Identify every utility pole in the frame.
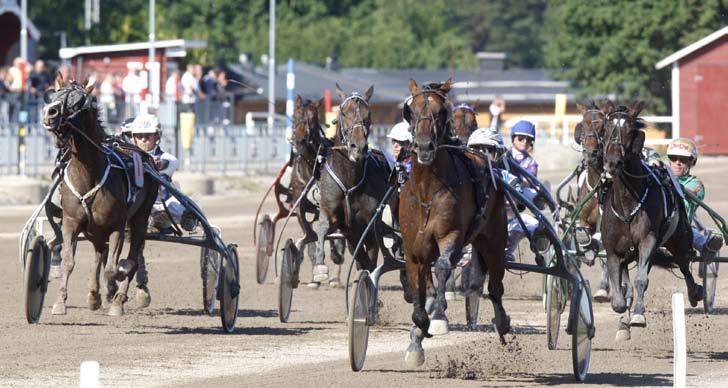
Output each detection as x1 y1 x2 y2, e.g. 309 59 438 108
267 0 276 135
148 0 156 112
20 0 28 61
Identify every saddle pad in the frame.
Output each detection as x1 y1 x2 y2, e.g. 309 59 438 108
133 152 144 188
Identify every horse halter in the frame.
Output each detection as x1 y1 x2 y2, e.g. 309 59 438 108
43 83 99 150
337 93 370 150
604 110 633 161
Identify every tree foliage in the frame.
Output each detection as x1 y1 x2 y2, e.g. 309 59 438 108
543 0 728 113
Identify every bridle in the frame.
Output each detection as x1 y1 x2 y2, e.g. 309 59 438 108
407 88 449 151
292 105 323 158
579 108 606 165
337 93 370 153
42 83 106 154
451 103 477 138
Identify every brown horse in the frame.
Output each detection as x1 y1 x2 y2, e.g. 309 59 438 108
574 100 611 300
289 96 344 287
451 101 479 143
399 79 510 367
600 101 702 340
42 77 158 316
314 84 391 284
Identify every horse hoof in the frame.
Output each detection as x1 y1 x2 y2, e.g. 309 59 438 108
87 291 102 311
445 291 456 301
630 314 646 327
328 278 340 288
593 289 610 303
429 319 449 336
404 349 425 368
615 328 631 342
306 282 320 290
52 302 67 315
136 288 151 308
108 303 124 316
312 265 329 282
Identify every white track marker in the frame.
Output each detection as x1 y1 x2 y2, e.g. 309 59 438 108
672 293 686 388
80 361 99 388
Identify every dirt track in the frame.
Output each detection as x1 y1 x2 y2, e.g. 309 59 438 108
2 158 728 387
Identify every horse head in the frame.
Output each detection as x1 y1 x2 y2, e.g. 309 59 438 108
603 101 645 177
451 100 478 143
335 83 373 163
292 95 324 157
575 100 613 170
42 74 100 149
403 78 452 165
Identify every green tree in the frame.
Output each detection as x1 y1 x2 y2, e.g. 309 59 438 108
543 0 728 113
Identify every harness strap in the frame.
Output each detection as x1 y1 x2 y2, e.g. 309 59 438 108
64 157 111 220
105 146 133 203
324 154 371 227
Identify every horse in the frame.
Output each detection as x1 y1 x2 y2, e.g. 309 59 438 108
451 101 479 143
288 96 345 287
574 100 611 301
600 101 702 340
313 84 391 285
42 77 159 316
399 78 510 367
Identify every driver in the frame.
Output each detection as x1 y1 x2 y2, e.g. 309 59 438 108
666 138 723 264
130 114 194 233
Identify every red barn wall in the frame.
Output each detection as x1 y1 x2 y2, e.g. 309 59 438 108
678 37 728 155
69 50 170 96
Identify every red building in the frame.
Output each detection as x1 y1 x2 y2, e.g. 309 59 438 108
656 26 728 155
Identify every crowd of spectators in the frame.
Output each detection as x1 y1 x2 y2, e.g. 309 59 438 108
0 58 232 127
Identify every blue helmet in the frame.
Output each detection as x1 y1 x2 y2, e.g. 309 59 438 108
510 120 536 140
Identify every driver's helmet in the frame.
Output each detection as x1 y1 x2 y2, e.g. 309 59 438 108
387 121 412 143
120 117 136 135
468 127 504 150
131 114 161 135
510 120 536 141
667 137 698 167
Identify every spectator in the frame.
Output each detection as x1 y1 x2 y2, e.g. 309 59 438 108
193 64 205 98
0 67 9 95
99 73 116 124
122 66 143 117
489 96 506 133
29 60 51 94
201 68 218 98
8 57 27 92
164 68 180 103
180 64 198 111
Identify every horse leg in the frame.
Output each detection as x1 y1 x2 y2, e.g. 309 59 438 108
86 243 106 311
134 253 151 308
678 259 704 308
616 263 633 341
606 253 627 313
405 260 431 367
464 250 485 331
328 239 345 287
109 221 145 316
312 212 330 283
594 259 611 302
631 238 657 328
430 245 458 336
52 222 79 315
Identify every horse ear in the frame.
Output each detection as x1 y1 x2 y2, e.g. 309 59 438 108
631 129 645 154
472 99 480 111
630 101 645 117
84 80 95 94
576 103 586 114
54 72 64 89
317 97 324 110
407 79 418 95
295 95 303 107
364 85 374 102
602 100 615 115
403 101 412 124
335 83 347 101
441 78 452 94
574 123 583 145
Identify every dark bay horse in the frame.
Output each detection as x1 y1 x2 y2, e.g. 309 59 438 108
399 79 509 367
288 96 344 287
600 101 702 340
42 78 159 316
313 84 391 283
451 101 479 143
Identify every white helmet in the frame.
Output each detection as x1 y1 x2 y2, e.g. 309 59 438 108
387 121 412 142
468 127 504 149
131 114 161 135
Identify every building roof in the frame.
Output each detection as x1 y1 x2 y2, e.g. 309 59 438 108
59 39 207 59
0 2 41 39
229 62 573 105
656 26 728 69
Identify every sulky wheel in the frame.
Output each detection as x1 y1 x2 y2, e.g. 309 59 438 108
349 270 372 371
219 244 240 333
546 274 566 350
256 215 273 284
701 261 718 313
278 239 295 323
571 281 594 381
200 247 222 316
24 236 51 324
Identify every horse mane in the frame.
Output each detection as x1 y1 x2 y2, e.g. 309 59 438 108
613 105 646 130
